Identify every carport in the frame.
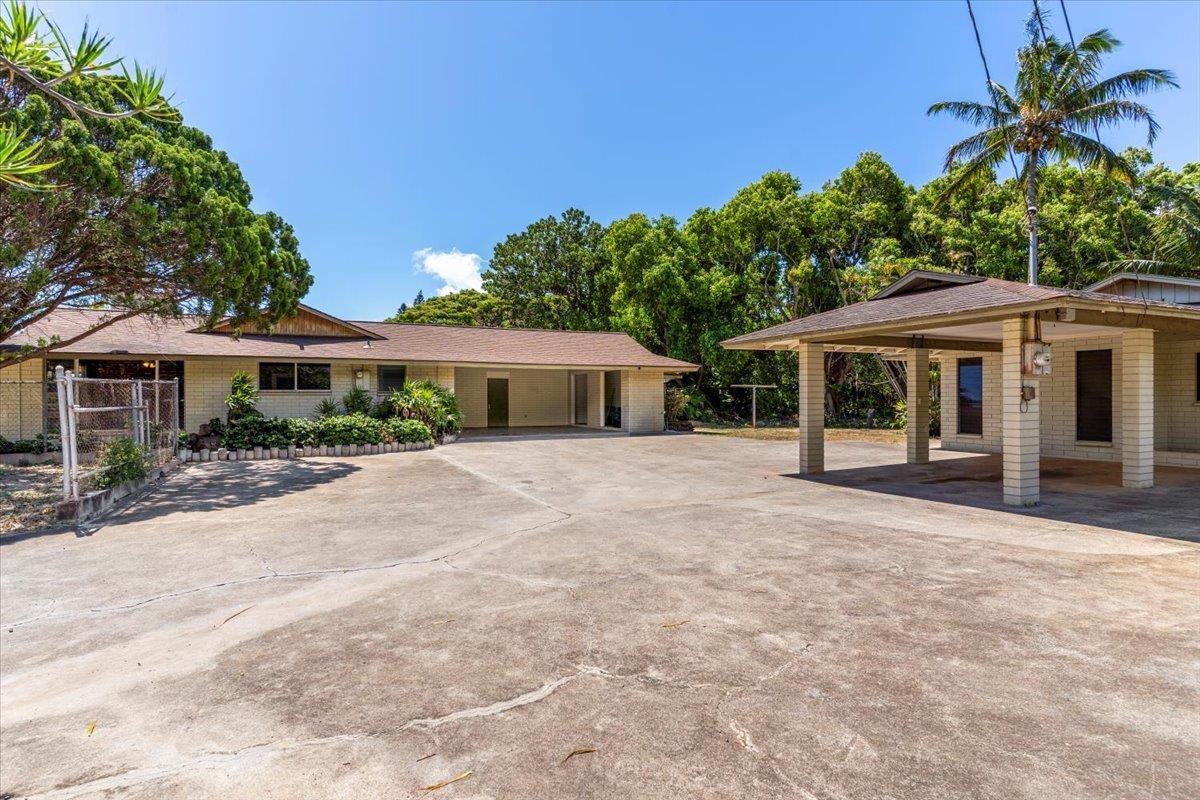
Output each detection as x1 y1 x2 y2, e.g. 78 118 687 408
723 271 1200 507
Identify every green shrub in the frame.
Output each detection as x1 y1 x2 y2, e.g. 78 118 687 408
221 416 295 450
314 412 385 445
285 417 318 446
225 370 261 423
390 380 462 439
0 435 42 454
383 417 433 444
341 387 374 415
95 437 148 489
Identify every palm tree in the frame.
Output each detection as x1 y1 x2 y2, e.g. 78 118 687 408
929 16 1176 284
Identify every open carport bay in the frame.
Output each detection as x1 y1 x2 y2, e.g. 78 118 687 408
1 435 1198 799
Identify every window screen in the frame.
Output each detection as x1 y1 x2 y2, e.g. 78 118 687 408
259 363 331 391
957 357 984 435
1076 349 1113 442
378 365 407 392
259 362 295 390
296 363 331 390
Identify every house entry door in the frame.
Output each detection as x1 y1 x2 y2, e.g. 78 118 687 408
487 378 509 428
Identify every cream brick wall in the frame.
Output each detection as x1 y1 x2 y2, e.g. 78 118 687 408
454 368 487 427
905 349 930 464
797 343 824 473
0 358 47 440
940 331 1198 462
509 369 569 426
1156 337 1200 452
620 369 665 434
940 352 1003 454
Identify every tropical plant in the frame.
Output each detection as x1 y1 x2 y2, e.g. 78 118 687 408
389 379 462 439
224 371 260 423
0 1 176 188
314 398 340 418
94 436 147 489
928 14 1177 283
341 387 373 415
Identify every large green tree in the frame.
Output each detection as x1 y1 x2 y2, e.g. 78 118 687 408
483 208 613 330
929 15 1176 283
1 4 311 361
386 289 508 327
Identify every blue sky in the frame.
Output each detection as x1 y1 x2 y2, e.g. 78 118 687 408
42 1 1200 320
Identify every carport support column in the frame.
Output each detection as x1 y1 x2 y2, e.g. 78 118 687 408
1001 317 1039 507
797 342 825 474
1121 328 1155 489
905 348 930 465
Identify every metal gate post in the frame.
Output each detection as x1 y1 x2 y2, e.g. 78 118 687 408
54 366 71 500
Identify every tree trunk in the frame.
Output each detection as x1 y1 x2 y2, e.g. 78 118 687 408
1026 151 1039 285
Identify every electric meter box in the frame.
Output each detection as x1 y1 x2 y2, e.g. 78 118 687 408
1022 341 1053 376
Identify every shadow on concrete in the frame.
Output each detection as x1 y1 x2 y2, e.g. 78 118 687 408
90 460 361 528
787 453 1200 542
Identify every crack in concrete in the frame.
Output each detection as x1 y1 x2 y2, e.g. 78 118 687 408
400 664 610 732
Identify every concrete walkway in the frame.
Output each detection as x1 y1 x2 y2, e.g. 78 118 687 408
1 436 1197 799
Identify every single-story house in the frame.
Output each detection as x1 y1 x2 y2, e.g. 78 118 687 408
723 270 1200 507
1 305 696 438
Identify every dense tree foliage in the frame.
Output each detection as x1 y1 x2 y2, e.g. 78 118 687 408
408 151 1197 422
1 3 311 362
387 289 507 327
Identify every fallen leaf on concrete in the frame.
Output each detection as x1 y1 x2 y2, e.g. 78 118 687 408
560 747 596 764
661 620 690 629
423 770 471 791
421 618 457 628
85 720 96 736
217 605 254 628
416 752 437 762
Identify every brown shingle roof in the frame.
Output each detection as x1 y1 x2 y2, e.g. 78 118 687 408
4 309 697 370
723 276 1200 348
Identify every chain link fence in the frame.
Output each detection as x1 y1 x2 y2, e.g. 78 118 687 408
54 367 179 499
0 377 61 453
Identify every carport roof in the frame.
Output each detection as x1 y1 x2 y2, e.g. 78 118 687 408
4 308 699 370
722 271 1200 349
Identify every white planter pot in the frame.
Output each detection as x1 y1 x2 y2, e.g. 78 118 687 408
238 449 248 461
253 446 263 460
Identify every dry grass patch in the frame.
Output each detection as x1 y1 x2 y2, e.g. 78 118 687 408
0 464 62 534
693 425 909 444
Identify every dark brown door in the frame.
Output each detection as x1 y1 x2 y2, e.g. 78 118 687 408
487 378 509 428
574 374 588 424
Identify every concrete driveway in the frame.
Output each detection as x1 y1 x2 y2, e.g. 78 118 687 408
2 435 1198 799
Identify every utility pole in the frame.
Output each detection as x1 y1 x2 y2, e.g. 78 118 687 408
730 384 777 429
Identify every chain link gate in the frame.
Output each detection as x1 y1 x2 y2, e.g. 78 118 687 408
53 366 179 500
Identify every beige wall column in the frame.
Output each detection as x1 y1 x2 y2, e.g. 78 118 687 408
1001 317 1039 506
906 348 930 465
797 342 825 474
1121 328 1155 488
434 364 455 394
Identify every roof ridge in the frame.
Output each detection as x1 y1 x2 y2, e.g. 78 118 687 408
351 320 634 335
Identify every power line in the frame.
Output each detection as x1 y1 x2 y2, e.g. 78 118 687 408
1031 0 1050 43
1058 0 1105 148
965 0 1022 182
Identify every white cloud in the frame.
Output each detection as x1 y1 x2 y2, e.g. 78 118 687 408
412 247 484 296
